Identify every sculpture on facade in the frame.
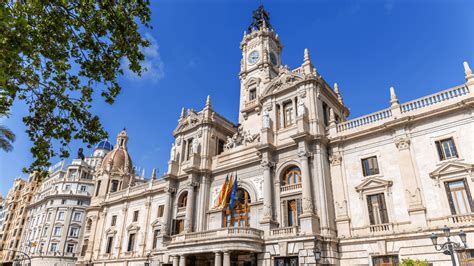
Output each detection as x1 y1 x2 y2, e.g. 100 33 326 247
262 108 270 129
224 125 260 151
297 98 306 117
77 148 85 160
170 143 176 161
191 138 199 154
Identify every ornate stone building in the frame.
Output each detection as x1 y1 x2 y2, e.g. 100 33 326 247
15 141 113 266
76 6 474 266
0 174 42 264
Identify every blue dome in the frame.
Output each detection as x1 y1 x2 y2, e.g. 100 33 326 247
95 140 114 151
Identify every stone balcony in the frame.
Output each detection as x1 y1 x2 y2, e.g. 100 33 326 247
428 213 474 228
280 183 302 193
167 227 264 254
269 226 300 238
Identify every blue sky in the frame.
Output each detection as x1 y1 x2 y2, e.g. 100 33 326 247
1 0 473 197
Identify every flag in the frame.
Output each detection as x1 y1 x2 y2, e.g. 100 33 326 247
216 175 228 208
229 176 238 209
222 175 233 208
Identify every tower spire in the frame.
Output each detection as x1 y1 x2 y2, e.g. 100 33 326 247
180 107 185 120
205 95 212 108
334 83 343 104
464 61 474 83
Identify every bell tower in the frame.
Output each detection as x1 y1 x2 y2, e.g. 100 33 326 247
239 5 283 124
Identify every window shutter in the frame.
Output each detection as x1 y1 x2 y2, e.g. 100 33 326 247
435 141 444 160
444 182 457 215
282 200 288 227
378 194 389 224
449 139 458 158
462 179 474 212
367 196 375 225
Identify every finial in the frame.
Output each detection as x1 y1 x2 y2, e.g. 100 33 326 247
180 107 185 119
304 48 310 63
151 168 156 179
464 61 474 82
334 83 343 104
206 95 212 108
390 86 399 106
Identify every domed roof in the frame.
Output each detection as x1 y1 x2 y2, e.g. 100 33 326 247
95 140 114 151
100 130 133 175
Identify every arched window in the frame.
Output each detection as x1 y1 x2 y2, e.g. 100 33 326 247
283 166 301 185
178 192 188 208
223 188 251 228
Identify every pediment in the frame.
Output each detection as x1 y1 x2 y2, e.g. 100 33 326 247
127 224 140 232
174 109 203 133
355 177 393 193
262 71 305 97
151 218 162 228
429 161 474 179
105 227 117 235
244 77 261 87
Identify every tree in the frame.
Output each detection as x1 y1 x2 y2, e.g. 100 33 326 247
0 1 152 173
0 123 15 152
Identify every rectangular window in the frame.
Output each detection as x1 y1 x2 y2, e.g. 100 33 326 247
367 193 389 225
57 212 65 221
95 181 101 196
65 185 71 190
287 199 302 227
249 88 257 101
152 229 160 249
42 227 48 236
77 200 84 206
111 215 117 226
66 243 74 253
127 233 135 252
283 102 294 127
111 180 119 193
322 102 329 127
217 139 225 155
133 210 139 222
436 138 458 160
80 185 87 192
372 255 399 266
53 226 61 236
73 212 82 222
445 180 473 215
50 243 58 252
105 236 113 254
69 227 79 237
172 219 184 235
361 156 380 176
157 205 164 217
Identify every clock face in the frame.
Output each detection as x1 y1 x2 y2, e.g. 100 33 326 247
269 52 277 65
248 50 260 65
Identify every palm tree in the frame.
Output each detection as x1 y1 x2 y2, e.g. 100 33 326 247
0 124 15 152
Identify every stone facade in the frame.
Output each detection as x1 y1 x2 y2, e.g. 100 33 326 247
0 174 42 263
15 143 112 266
75 6 474 266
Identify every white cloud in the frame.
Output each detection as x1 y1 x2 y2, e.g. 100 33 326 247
122 33 164 83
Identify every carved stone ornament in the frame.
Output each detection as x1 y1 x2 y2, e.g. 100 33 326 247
263 203 272 218
262 108 270 129
297 98 306 117
302 197 314 212
187 181 199 188
330 153 342 166
260 160 275 169
335 200 348 217
174 109 203 133
224 125 260 151
297 149 310 159
394 135 411 150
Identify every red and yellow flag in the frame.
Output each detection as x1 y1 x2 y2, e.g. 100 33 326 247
216 175 228 208
222 174 233 208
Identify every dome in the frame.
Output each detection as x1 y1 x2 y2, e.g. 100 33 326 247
99 130 133 175
95 140 114 151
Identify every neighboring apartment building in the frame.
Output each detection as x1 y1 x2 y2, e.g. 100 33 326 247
0 174 42 264
0 197 6 242
17 141 113 266
76 6 474 266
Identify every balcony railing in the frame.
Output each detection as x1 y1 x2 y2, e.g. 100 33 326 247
369 223 392 233
280 183 302 192
171 227 264 243
449 213 474 223
270 226 299 237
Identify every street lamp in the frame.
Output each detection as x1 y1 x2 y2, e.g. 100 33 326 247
144 251 152 266
313 242 321 262
430 225 468 266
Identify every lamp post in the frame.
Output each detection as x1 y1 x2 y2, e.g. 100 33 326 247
144 251 152 266
0 248 31 266
430 225 467 266
313 241 321 263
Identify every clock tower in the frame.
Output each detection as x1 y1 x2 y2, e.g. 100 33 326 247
239 5 283 124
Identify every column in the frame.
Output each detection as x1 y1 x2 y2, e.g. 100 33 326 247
279 103 284 128
215 252 222 266
172 255 179 266
299 151 313 215
184 181 196 233
180 255 186 266
261 160 274 220
223 251 231 266
162 186 174 236
197 175 210 231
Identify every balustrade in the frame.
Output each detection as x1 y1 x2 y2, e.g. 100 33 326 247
280 183 302 192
